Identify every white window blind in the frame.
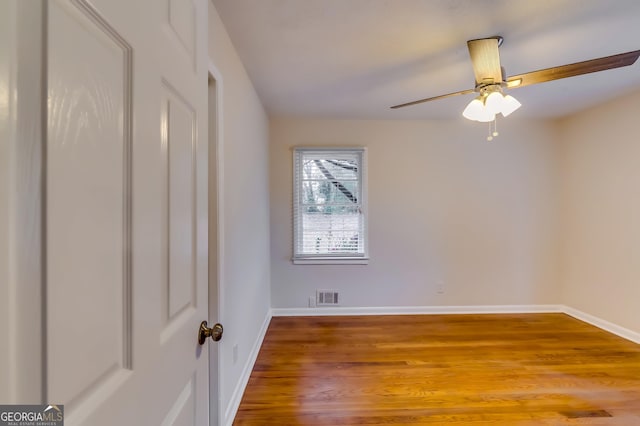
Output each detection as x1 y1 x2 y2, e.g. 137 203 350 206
293 148 368 262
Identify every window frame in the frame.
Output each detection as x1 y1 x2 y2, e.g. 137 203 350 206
292 147 369 265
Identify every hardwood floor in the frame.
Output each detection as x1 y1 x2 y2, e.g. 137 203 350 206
233 314 640 425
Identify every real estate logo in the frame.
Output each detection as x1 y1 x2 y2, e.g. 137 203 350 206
0 404 63 426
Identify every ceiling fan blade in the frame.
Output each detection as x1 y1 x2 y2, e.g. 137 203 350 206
390 88 475 109
506 50 640 89
467 38 503 86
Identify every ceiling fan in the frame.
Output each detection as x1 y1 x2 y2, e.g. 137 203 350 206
391 36 640 134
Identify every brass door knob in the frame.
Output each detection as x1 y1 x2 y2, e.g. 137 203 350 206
198 320 223 345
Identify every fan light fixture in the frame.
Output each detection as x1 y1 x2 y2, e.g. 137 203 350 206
390 36 640 139
462 86 521 122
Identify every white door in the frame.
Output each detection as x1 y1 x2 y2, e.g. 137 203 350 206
44 0 214 424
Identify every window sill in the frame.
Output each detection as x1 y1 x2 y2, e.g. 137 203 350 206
292 257 369 265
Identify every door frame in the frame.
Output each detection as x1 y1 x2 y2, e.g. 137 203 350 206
208 63 225 425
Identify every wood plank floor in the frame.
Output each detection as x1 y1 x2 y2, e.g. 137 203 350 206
233 314 640 425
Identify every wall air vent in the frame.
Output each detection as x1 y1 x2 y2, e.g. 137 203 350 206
316 290 339 306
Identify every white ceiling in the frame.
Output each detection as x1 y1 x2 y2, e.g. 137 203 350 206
213 0 640 120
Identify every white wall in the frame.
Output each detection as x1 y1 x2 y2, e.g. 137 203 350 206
558 89 640 334
271 118 561 309
208 3 271 422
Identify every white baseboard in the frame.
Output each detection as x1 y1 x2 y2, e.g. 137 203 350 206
562 305 640 344
223 309 273 426
272 304 564 317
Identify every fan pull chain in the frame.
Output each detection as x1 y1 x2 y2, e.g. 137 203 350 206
487 117 499 141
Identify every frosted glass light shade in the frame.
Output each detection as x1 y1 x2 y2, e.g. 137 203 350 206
462 97 494 122
484 91 504 115
462 98 483 120
500 95 522 117
475 109 495 122
462 90 520 122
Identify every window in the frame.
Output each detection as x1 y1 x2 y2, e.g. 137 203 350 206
293 147 368 264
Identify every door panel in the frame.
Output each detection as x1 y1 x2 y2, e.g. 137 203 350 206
163 82 197 324
47 0 132 408
44 0 211 424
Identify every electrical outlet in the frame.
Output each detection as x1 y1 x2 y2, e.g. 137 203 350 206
233 344 238 364
308 296 316 308
436 281 445 295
